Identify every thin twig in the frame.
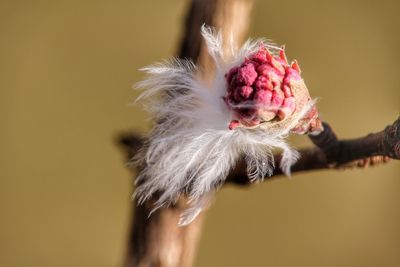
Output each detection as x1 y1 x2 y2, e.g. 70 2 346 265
119 117 400 186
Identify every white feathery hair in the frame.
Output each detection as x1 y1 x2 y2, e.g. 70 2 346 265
134 25 313 226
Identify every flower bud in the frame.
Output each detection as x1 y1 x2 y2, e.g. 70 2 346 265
236 63 257 86
224 44 321 133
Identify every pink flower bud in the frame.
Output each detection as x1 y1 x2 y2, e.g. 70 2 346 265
255 90 276 122
224 44 320 131
251 46 268 63
228 120 240 130
237 63 257 86
283 67 301 85
255 76 274 91
282 84 292 97
269 57 285 75
271 89 284 109
254 88 272 106
257 64 283 78
278 96 296 120
234 85 253 101
225 66 238 85
279 49 288 65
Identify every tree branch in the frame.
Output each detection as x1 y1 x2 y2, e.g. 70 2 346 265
120 117 400 186
228 117 399 184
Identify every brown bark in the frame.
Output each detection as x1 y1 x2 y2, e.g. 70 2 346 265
122 1 254 266
120 118 400 186
226 119 399 184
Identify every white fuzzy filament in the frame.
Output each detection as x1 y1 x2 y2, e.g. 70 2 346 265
134 26 310 226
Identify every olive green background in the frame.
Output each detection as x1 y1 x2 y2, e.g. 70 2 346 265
1 0 399 266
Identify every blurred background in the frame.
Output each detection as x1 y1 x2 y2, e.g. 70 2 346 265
0 0 399 266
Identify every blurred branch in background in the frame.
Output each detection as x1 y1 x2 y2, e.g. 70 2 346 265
118 0 399 266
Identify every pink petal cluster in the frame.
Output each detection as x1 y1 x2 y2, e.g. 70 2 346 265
224 45 303 130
